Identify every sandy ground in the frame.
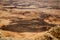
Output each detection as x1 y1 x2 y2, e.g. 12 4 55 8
0 8 60 40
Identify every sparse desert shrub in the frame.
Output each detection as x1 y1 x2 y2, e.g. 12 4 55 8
35 34 54 40
48 25 60 39
34 25 60 40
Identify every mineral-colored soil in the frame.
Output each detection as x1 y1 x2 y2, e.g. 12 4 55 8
0 0 60 40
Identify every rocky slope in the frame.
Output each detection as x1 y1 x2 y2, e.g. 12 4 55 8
0 0 60 40
0 9 60 40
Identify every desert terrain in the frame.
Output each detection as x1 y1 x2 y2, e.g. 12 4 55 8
0 0 60 40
